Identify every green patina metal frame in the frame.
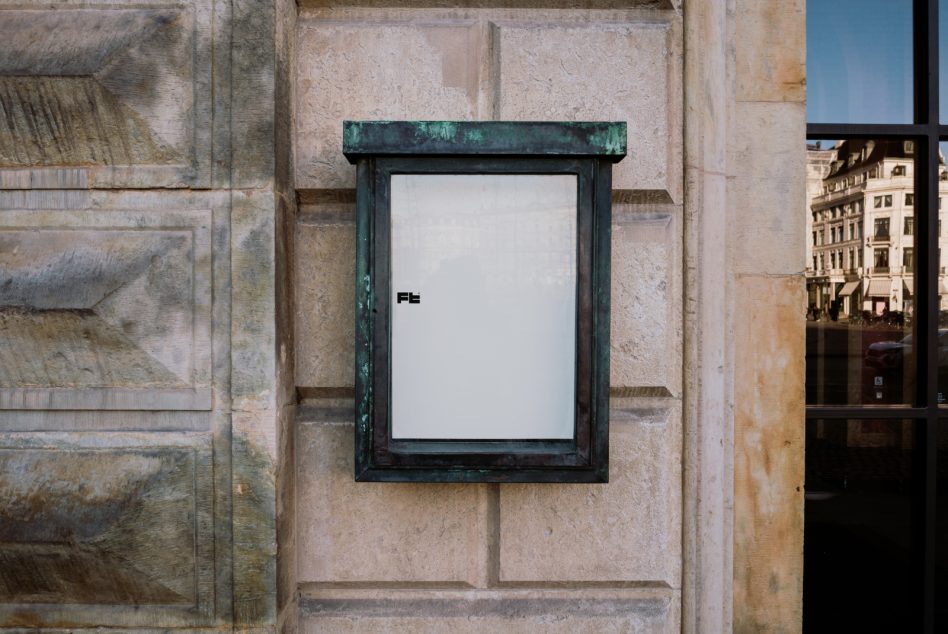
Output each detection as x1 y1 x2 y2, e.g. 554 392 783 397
344 121 626 482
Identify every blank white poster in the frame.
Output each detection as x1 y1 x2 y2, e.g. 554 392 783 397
390 174 577 439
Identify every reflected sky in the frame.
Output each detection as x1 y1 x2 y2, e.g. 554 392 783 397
808 0 913 124
943 0 948 123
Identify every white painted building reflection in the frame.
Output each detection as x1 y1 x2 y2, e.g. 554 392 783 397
806 139 948 322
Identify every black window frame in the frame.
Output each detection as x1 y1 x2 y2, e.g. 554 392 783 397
806 1 942 630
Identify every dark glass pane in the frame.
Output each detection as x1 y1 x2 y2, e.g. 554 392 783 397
937 421 948 630
807 0 913 124
806 140 916 405
804 419 917 632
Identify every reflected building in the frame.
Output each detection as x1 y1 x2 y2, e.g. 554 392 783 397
805 143 835 308
806 139 948 320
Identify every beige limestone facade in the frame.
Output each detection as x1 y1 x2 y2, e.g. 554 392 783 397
0 0 805 632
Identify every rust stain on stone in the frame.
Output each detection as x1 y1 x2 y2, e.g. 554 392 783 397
736 0 805 103
733 275 805 633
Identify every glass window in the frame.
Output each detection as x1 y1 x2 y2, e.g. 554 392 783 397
804 419 917 631
875 248 890 269
390 174 577 440
940 0 948 121
806 140 915 407
875 217 891 238
807 0 913 123
938 422 948 630
810 2 948 627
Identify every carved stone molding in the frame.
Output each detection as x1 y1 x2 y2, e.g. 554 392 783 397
0 208 213 410
0 2 214 188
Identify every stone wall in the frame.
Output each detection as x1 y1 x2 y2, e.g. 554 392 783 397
0 0 290 630
730 0 806 631
291 2 685 632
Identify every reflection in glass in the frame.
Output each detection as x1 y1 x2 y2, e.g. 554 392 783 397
938 143 948 406
941 1 948 122
804 419 916 631
806 140 915 405
807 0 913 124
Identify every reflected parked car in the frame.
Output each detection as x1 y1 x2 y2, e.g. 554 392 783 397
865 334 914 372
863 329 948 403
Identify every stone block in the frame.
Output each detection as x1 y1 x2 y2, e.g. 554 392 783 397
0 410 211 433
0 4 215 188
0 208 212 410
611 209 681 395
735 0 806 103
295 19 485 189
299 589 679 633
733 275 804 632
295 216 356 388
0 439 215 618
296 418 489 583
497 18 681 200
231 0 277 189
498 405 681 585
729 102 806 275
231 190 278 410
232 429 278 626
300 1 678 8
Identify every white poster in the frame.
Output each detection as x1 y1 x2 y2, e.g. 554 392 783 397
390 174 577 439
